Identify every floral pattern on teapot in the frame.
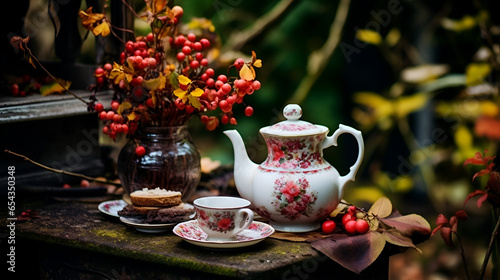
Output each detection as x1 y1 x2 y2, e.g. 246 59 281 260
195 209 235 233
263 135 326 169
269 176 318 220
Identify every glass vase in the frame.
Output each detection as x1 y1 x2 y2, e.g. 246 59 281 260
117 126 201 202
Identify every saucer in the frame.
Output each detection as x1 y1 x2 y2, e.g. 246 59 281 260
120 217 177 233
173 220 275 249
98 200 128 217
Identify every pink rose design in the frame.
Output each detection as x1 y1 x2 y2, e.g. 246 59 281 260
217 218 232 230
285 181 301 196
271 143 284 162
198 209 209 221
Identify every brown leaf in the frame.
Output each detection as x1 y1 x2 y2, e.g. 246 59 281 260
311 232 386 274
368 196 392 218
380 214 431 236
382 229 422 254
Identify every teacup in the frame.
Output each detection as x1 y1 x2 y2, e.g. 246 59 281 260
193 196 254 241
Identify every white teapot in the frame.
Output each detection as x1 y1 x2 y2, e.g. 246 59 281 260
224 104 364 232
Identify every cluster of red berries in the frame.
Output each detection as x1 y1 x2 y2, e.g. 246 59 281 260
94 100 138 140
322 205 370 235
9 74 46 97
90 4 262 156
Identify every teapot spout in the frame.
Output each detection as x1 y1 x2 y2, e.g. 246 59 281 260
223 130 258 202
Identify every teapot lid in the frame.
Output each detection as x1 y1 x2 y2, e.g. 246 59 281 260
260 104 328 136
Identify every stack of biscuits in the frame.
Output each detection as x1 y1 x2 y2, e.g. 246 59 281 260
118 188 194 224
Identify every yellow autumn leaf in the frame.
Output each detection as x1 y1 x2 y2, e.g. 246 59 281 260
239 64 256 81
174 88 188 101
368 196 392 218
394 92 429 118
143 75 165 91
441 15 477 32
92 21 110 37
385 28 401 47
127 111 136 121
78 8 105 29
354 92 393 118
40 79 71 96
154 0 167 13
253 59 262 68
465 63 491 86
187 18 216 33
356 29 382 45
188 94 202 109
178 75 191 86
117 101 132 115
454 125 473 150
190 88 204 97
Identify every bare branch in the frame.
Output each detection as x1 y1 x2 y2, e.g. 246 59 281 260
286 0 351 105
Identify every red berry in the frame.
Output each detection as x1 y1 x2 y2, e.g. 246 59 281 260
146 98 154 108
10 83 19 96
345 220 357 234
177 52 186 61
234 58 245 70
201 73 209 81
200 115 209 124
147 57 157 67
219 100 229 110
104 63 113 71
175 98 185 110
251 80 261 90
355 220 370 234
187 33 196 42
230 117 237 125
111 101 120 111
195 52 204 61
206 78 215 88
205 68 215 77
80 179 90 188
135 146 146 157
172 6 184 18
99 111 107 120
96 76 104 86
322 220 336 234
200 38 210 49
94 67 104 76
221 115 229 124
106 111 115 120
215 80 224 90
190 60 200 69
146 33 154 42
200 58 209 67
174 35 186 46
217 75 228 83
221 83 232 94
130 76 143 87
342 213 354 226
348 205 357 214
193 42 203 51
95 103 104 113
244 106 254 117
63 183 71 189
182 46 192 55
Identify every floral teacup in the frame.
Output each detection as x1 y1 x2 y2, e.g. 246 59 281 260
193 196 254 241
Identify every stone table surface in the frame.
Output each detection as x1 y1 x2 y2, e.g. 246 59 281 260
1 197 388 279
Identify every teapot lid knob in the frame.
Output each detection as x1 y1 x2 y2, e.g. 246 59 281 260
283 104 302 121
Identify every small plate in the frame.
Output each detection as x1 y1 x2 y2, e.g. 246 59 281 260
120 217 176 233
173 220 275 249
98 200 128 217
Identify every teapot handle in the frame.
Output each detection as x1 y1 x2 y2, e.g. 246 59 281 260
322 124 364 196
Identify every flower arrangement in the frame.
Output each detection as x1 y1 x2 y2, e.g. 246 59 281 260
79 0 262 140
